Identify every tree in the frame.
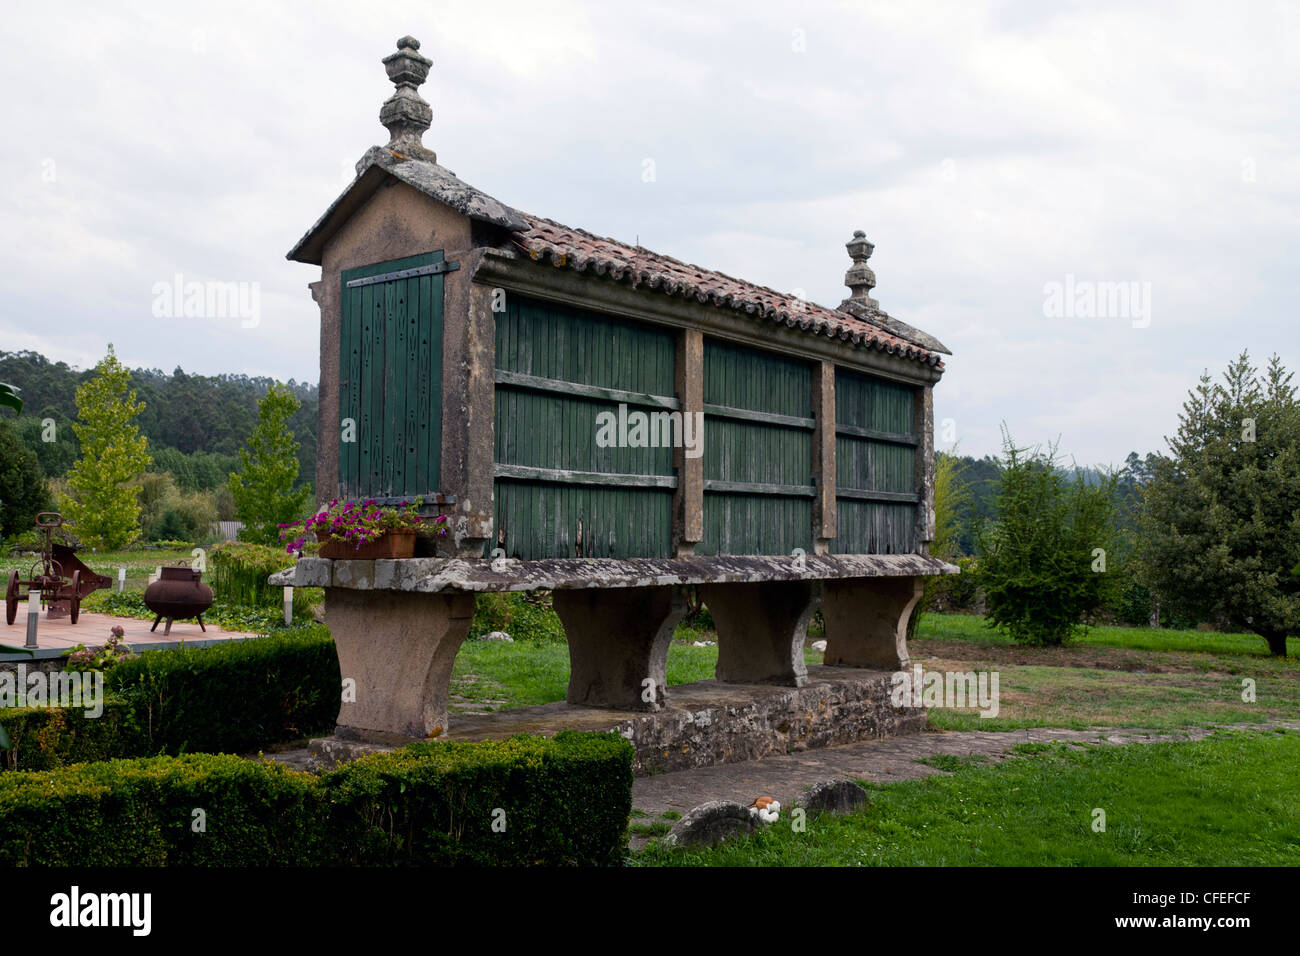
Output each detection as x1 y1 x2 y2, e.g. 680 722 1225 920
228 383 312 545
0 418 49 538
1138 352 1300 656
906 448 969 639
975 428 1120 646
61 346 152 550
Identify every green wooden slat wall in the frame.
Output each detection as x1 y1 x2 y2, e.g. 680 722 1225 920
491 295 675 559
831 367 917 554
698 338 813 556
338 251 443 500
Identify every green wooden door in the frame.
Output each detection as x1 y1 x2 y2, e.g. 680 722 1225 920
338 251 444 501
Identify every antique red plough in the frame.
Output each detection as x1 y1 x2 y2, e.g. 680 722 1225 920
4 513 111 625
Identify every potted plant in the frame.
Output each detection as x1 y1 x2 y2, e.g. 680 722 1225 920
280 498 447 560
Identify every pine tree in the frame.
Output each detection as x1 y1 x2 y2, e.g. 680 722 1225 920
228 383 312 545
61 346 152 550
1138 351 1300 655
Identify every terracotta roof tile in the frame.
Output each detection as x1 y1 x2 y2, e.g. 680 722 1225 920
511 215 943 368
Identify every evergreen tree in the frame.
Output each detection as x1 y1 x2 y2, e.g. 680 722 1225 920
0 417 49 538
228 383 312 545
975 428 1120 645
1138 352 1300 655
62 345 152 550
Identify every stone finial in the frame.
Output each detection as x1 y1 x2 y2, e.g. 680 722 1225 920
380 36 435 158
843 229 878 310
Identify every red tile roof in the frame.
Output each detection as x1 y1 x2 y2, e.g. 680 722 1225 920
511 215 943 368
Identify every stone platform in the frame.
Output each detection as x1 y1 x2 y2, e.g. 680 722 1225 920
308 665 924 775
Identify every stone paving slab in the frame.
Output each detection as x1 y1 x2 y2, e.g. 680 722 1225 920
0 611 262 659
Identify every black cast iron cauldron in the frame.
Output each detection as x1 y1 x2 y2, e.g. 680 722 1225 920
143 566 214 636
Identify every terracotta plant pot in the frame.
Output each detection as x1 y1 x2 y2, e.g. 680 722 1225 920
317 528 417 560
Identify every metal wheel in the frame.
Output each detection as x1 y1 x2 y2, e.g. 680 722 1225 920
5 571 18 626
69 571 81 624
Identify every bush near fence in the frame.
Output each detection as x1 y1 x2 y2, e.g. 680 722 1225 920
0 732 633 867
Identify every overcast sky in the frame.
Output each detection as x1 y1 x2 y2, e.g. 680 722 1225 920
1 0 1296 466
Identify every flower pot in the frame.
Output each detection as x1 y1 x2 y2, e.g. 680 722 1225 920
317 528 417 560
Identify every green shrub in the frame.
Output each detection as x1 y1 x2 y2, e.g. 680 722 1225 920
208 540 297 607
107 628 340 755
0 753 321 865
0 732 633 866
975 432 1120 645
0 695 140 771
319 731 632 866
468 591 566 643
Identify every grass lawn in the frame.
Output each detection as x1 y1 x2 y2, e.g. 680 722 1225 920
449 612 1299 731
632 729 1300 866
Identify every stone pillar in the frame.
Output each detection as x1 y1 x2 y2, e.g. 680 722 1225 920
554 586 686 710
448 272 497 556
821 576 922 670
811 360 836 554
325 587 476 739
703 581 820 687
673 329 704 556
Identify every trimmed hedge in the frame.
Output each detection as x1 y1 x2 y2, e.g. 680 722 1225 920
323 731 634 866
0 696 140 772
0 753 321 866
1 628 340 771
106 629 341 755
0 732 633 867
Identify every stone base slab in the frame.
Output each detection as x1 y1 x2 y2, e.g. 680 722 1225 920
306 665 924 775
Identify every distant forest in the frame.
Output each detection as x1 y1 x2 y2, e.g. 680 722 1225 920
0 350 317 491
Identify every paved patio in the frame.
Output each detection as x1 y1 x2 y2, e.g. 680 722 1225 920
0 611 262 660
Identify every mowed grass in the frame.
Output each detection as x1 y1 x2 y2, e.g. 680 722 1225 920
912 614 1300 731
915 612 1299 658
448 640 823 713
633 730 1300 866
448 612 1299 730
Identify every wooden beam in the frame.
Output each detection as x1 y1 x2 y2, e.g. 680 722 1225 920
494 369 680 410
495 463 677 489
833 422 919 446
702 402 815 431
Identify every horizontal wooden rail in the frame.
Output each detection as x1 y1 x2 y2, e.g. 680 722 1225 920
703 479 816 497
834 423 918 446
834 488 921 504
702 403 815 431
495 463 678 489
494 370 681 410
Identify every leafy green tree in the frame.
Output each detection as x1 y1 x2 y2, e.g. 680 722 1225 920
907 448 969 639
0 418 49 538
229 383 312 545
61 346 152 550
975 428 1120 646
1138 352 1300 656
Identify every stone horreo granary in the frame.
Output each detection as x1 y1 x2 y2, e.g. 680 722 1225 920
280 37 957 770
